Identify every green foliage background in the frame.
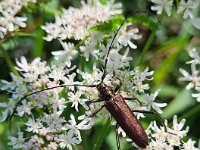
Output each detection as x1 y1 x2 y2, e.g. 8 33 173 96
0 0 199 149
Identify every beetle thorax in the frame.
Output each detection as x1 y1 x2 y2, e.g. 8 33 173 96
96 82 114 101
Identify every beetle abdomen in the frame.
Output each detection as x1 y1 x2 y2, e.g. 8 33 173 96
105 94 148 148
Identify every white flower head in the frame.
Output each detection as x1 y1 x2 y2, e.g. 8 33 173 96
144 89 167 114
192 92 200 102
58 132 81 150
52 41 78 67
186 47 200 65
16 100 32 117
117 22 142 49
151 0 173 16
179 64 200 90
182 139 199 150
25 118 43 133
68 91 89 111
8 132 26 149
177 0 197 19
170 115 189 138
80 40 99 61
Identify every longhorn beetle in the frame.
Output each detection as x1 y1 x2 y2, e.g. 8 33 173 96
6 15 171 149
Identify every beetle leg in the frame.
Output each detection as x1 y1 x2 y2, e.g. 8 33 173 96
131 110 168 132
114 77 122 93
88 104 105 117
116 123 121 150
114 81 122 93
85 98 105 105
124 97 142 104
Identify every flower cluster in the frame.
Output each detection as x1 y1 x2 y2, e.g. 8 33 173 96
0 56 168 149
179 47 200 102
42 0 122 41
0 0 36 39
1 57 94 149
0 17 165 150
144 115 199 149
151 0 200 29
151 0 198 18
0 0 199 149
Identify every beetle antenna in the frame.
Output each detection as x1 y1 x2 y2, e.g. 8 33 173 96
101 16 128 81
6 84 96 125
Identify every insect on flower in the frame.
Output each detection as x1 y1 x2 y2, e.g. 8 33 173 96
4 16 171 150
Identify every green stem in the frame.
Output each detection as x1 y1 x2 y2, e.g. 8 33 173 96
176 0 180 6
72 145 79 150
136 29 156 66
14 32 36 37
0 45 19 76
93 118 111 150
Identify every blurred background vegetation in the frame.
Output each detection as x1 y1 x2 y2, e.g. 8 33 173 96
0 0 200 149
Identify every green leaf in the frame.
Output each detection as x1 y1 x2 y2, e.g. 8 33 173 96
33 28 44 57
153 36 189 85
89 15 124 33
156 85 181 97
162 89 195 119
93 118 111 150
106 131 117 150
100 0 108 5
0 44 18 75
128 15 159 30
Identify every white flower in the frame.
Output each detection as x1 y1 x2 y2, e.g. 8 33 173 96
13 84 27 99
52 41 77 67
62 73 77 91
42 111 66 132
132 67 154 81
1 72 24 91
8 132 26 149
186 48 200 65
15 56 41 72
182 139 198 150
49 95 67 111
16 100 32 117
0 98 15 122
133 79 150 93
63 114 92 141
171 115 189 138
68 91 89 111
149 115 190 148
41 15 63 41
107 47 132 71
42 0 122 40
117 127 126 137
77 64 103 85
58 132 81 150
151 0 173 16
144 89 167 114
48 142 58 150
149 139 170 149
0 11 27 31
48 66 66 82
25 118 43 133
192 92 200 102
80 40 99 61
99 42 111 58
26 135 44 149
117 23 142 49
179 64 200 90
177 0 196 19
